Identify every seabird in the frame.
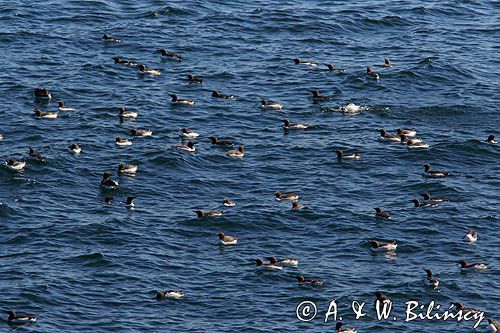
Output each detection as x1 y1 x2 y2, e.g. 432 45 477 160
4 158 26 171
174 142 196 152
424 269 439 289
367 66 380 79
218 232 238 245
34 87 51 99
118 163 137 174
293 58 316 68
187 74 203 84
68 143 81 154
378 58 393 68
459 260 487 270
193 210 223 218
122 196 135 208
156 290 184 300
137 64 161 75
369 240 397 252
266 256 299 267
223 198 235 207
28 148 45 162
423 163 450 177
310 90 332 101
487 135 497 144
420 193 448 202
58 101 77 111
5 310 37 325
209 136 234 146
34 109 57 119
296 275 323 286
102 34 120 42
169 93 194 106
335 150 361 160
212 90 234 99
116 137 132 146
275 191 299 201
292 201 306 210
180 128 199 138
411 199 437 207
335 322 357 333
374 207 390 219
119 107 138 118
260 99 283 110
159 49 182 61
226 145 244 157
462 229 478 243
255 258 282 270
100 172 119 190
282 119 308 129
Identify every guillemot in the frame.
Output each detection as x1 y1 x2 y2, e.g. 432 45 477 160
115 137 132 146
420 193 448 202
255 258 282 270
180 128 199 138
459 260 487 270
100 172 119 190
174 142 196 152
462 229 478 243
292 201 306 210
4 158 26 171
193 210 223 218
423 163 450 177
119 107 138 118
226 145 244 157
28 148 45 162
156 290 184 300
102 34 120 42
275 191 299 201
34 109 57 119
294 58 316 68
112 56 137 66
487 135 497 144
169 94 194 106
369 240 397 252
310 90 332 101
411 199 437 208
367 66 380 79
260 99 283 110
296 275 323 286
34 87 51 99
283 119 308 129
122 196 135 208
325 64 345 73
379 129 400 142
335 150 361 160
424 269 439 289
266 256 299 267
58 101 77 111
68 143 81 154
223 198 235 207
212 90 234 99
335 322 357 333
218 232 238 245
130 129 152 136
159 49 182 61
396 128 416 137
118 163 137 174
209 136 234 146
4 310 37 325
187 74 203 84
378 58 393 68
137 64 161 75
374 207 390 219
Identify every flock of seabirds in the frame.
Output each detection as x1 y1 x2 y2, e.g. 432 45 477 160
0 32 498 332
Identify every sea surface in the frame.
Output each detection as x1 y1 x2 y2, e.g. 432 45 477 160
0 0 499 332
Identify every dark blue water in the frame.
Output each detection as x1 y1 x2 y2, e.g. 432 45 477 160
1 1 499 331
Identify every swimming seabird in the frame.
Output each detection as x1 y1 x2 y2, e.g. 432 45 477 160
459 260 487 270
367 66 380 79
118 163 137 174
378 58 393 68
339 101 360 113
335 150 361 160
335 322 357 333
34 109 57 119
104 197 112 205
293 58 316 68
255 258 282 270
159 49 182 61
130 129 152 136
209 136 234 146
260 99 283 110
423 163 450 177
487 135 497 144
282 119 308 129
407 140 429 149
292 201 306 210
34 87 51 99
396 128 416 137
310 90 332 101
462 229 478 243
488 319 499 332
325 64 345 73
424 269 439 289
137 64 161 75
58 101 77 111
369 240 397 252
4 158 26 171
119 107 138 118
223 198 235 207
411 199 437 207
169 94 194 106
212 90 234 99
450 302 482 313
193 210 223 218
374 292 391 305
116 137 132 146
275 191 299 201
174 141 196 152
379 129 400 142
122 196 135 208
374 207 390 219
226 145 244 157
155 290 184 300
102 34 120 42
218 232 238 245
28 148 45 162
180 128 199 138
296 275 323 286
68 143 81 154
420 193 448 202
112 56 137 66
187 74 203 84
4 310 37 325
100 172 119 190
266 256 299 267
